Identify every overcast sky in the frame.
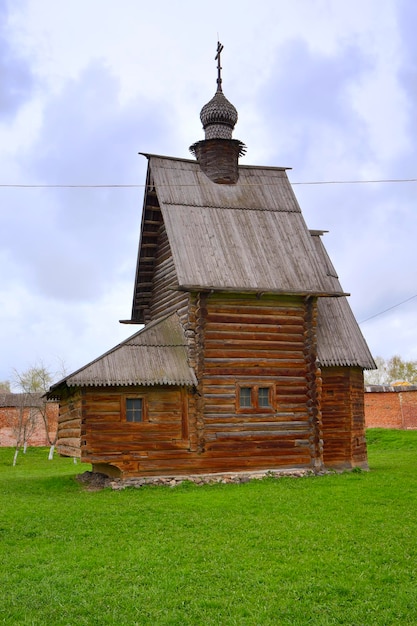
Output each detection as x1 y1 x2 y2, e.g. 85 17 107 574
1 0 416 387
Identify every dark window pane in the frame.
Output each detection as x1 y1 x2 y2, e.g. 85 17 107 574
258 387 270 407
126 398 143 422
239 387 252 408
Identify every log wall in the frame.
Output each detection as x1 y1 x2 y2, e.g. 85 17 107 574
60 294 368 477
321 366 368 469
190 292 321 473
80 386 191 476
57 391 82 458
69 293 327 477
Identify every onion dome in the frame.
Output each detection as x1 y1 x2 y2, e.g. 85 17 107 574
200 89 238 140
189 42 246 184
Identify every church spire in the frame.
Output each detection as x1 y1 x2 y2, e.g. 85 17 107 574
190 42 246 184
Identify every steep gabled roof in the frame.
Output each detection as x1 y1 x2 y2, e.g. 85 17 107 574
131 155 346 321
48 313 197 396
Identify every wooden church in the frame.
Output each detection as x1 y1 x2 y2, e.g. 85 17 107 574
49 45 375 478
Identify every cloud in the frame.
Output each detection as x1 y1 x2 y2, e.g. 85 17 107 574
248 28 417 361
0 0 33 118
0 278 134 386
256 38 373 175
396 2 417 159
4 61 175 303
1 0 417 385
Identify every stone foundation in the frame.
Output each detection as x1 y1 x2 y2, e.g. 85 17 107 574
77 468 320 491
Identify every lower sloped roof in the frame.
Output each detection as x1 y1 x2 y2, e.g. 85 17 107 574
48 313 197 396
317 296 376 369
310 231 375 370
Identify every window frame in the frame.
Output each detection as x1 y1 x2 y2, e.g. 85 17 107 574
121 394 147 423
236 383 275 413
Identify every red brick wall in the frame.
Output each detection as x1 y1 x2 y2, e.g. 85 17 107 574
0 403 58 446
364 387 417 429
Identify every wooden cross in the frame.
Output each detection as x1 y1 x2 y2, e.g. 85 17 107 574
215 41 224 91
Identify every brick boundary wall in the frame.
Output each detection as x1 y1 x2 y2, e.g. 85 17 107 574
0 402 58 447
364 385 417 430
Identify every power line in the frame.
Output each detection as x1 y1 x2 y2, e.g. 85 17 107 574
360 294 417 324
1 175 416 326
0 184 142 188
0 178 416 189
292 178 417 186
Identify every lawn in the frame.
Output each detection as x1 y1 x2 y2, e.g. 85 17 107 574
1 430 417 625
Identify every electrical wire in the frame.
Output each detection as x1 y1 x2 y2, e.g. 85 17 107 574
0 178 416 188
2 176 416 327
359 294 417 324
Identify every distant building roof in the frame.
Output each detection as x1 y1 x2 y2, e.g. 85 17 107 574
365 385 417 393
0 392 45 408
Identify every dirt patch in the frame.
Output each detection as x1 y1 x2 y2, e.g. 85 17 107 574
75 471 112 491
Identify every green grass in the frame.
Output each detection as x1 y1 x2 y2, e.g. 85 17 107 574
1 431 417 625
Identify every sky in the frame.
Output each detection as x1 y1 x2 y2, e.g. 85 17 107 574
1 0 416 388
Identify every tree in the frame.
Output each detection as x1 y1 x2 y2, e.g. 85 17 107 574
386 355 417 385
6 392 41 466
364 355 417 386
0 381 11 392
11 364 56 463
14 365 52 395
363 356 388 385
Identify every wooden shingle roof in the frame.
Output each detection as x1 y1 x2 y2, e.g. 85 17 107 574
132 155 346 317
311 232 376 370
317 296 376 369
49 313 197 396
50 154 374 394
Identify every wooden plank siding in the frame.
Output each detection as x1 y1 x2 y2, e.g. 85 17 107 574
132 185 189 326
321 367 368 469
146 222 189 324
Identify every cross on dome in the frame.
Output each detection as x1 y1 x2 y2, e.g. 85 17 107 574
189 42 246 183
215 41 224 92
199 41 238 140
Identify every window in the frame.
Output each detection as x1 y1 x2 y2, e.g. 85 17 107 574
126 398 143 422
237 384 274 412
239 387 252 408
258 387 271 408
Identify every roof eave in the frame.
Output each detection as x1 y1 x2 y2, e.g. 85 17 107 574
141 152 292 171
65 379 196 388
177 284 348 298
